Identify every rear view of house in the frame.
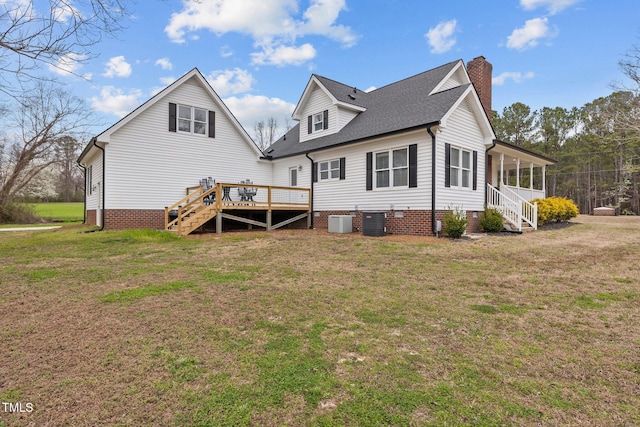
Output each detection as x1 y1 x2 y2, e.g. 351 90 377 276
78 57 554 236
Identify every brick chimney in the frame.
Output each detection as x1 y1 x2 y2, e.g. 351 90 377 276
467 56 493 123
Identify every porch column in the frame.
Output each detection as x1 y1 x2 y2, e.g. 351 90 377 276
530 162 534 199
500 153 504 186
542 165 546 197
516 158 520 189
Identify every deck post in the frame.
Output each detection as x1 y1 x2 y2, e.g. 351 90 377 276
266 211 272 231
307 212 312 229
216 211 222 234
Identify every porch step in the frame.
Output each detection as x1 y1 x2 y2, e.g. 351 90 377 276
503 222 535 233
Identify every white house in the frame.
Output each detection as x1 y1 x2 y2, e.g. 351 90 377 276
78 68 271 229
78 57 554 235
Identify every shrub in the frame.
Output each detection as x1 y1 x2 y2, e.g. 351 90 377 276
479 206 504 232
0 202 40 224
530 197 579 227
443 206 468 238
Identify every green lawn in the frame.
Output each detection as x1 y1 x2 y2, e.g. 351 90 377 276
30 202 83 222
0 216 638 426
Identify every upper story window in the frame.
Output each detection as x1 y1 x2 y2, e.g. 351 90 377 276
178 105 207 135
307 110 328 134
313 113 324 132
375 147 408 188
169 102 215 138
450 146 471 188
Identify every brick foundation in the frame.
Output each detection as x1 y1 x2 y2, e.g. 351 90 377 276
104 209 165 230
86 209 97 226
314 209 482 237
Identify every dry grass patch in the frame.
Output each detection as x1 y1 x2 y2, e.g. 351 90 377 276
0 217 639 426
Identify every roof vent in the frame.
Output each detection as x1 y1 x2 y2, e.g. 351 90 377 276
348 94 356 100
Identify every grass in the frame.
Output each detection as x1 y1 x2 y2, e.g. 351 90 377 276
0 216 639 426
29 202 83 222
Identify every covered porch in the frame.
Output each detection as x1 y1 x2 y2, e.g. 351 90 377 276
488 140 557 201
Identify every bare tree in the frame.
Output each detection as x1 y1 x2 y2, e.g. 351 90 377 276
0 82 91 214
54 135 83 202
0 0 131 95
254 116 279 151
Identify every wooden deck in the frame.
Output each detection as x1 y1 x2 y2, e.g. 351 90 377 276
165 182 312 236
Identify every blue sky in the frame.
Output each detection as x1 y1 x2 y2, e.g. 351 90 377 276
30 0 640 138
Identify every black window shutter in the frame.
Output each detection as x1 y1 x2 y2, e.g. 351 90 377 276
208 111 215 138
308 115 312 134
409 144 418 188
312 162 318 183
339 157 346 180
472 150 478 190
169 103 177 132
366 152 373 191
444 143 451 188
323 109 329 130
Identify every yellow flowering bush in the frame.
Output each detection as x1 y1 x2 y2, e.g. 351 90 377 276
531 197 579 226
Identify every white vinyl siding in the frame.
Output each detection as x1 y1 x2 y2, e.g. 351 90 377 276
84 150 102 211
272 156 311 188
102 77 271 210
300 88 333 143
311 130 431 212
437 98 485 211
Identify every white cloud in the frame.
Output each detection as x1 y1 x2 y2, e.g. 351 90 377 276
52 2 77 23
251 43 316 67
102 56 132 78
299 0 358 47
223 94 295 138
364 86 376 93
155 58 173 70
47 53 90 78
164 0 356 66
89 86 142 118
492 71 535 86
506 17 553 50
220 45 234 58
425 19 457 54
159 76 176 86
520 0 581 14
206 68 255 96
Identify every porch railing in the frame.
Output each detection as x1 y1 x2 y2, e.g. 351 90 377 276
501 185 537 230
487 184 538 232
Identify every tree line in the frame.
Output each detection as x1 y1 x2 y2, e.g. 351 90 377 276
492 46 640 215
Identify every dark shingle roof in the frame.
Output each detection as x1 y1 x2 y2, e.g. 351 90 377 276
267 60 468 159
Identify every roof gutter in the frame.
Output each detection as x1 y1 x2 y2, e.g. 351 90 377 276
305 153 314 228
427 124 438 237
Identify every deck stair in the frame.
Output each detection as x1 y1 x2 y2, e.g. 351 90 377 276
487 184 538 233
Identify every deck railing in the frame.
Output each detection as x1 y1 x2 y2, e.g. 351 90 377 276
165 182 311 235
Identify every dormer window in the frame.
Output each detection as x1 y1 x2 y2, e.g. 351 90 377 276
313 113 324 132
307 109 329 134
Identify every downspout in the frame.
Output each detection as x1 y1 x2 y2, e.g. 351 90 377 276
305 153 314 228
77 162 86 224
93 138 106 231
485 139 497 206
427 125 437 237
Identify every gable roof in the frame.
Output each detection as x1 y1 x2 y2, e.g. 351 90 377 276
267 60 486 159
78 68 262 163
